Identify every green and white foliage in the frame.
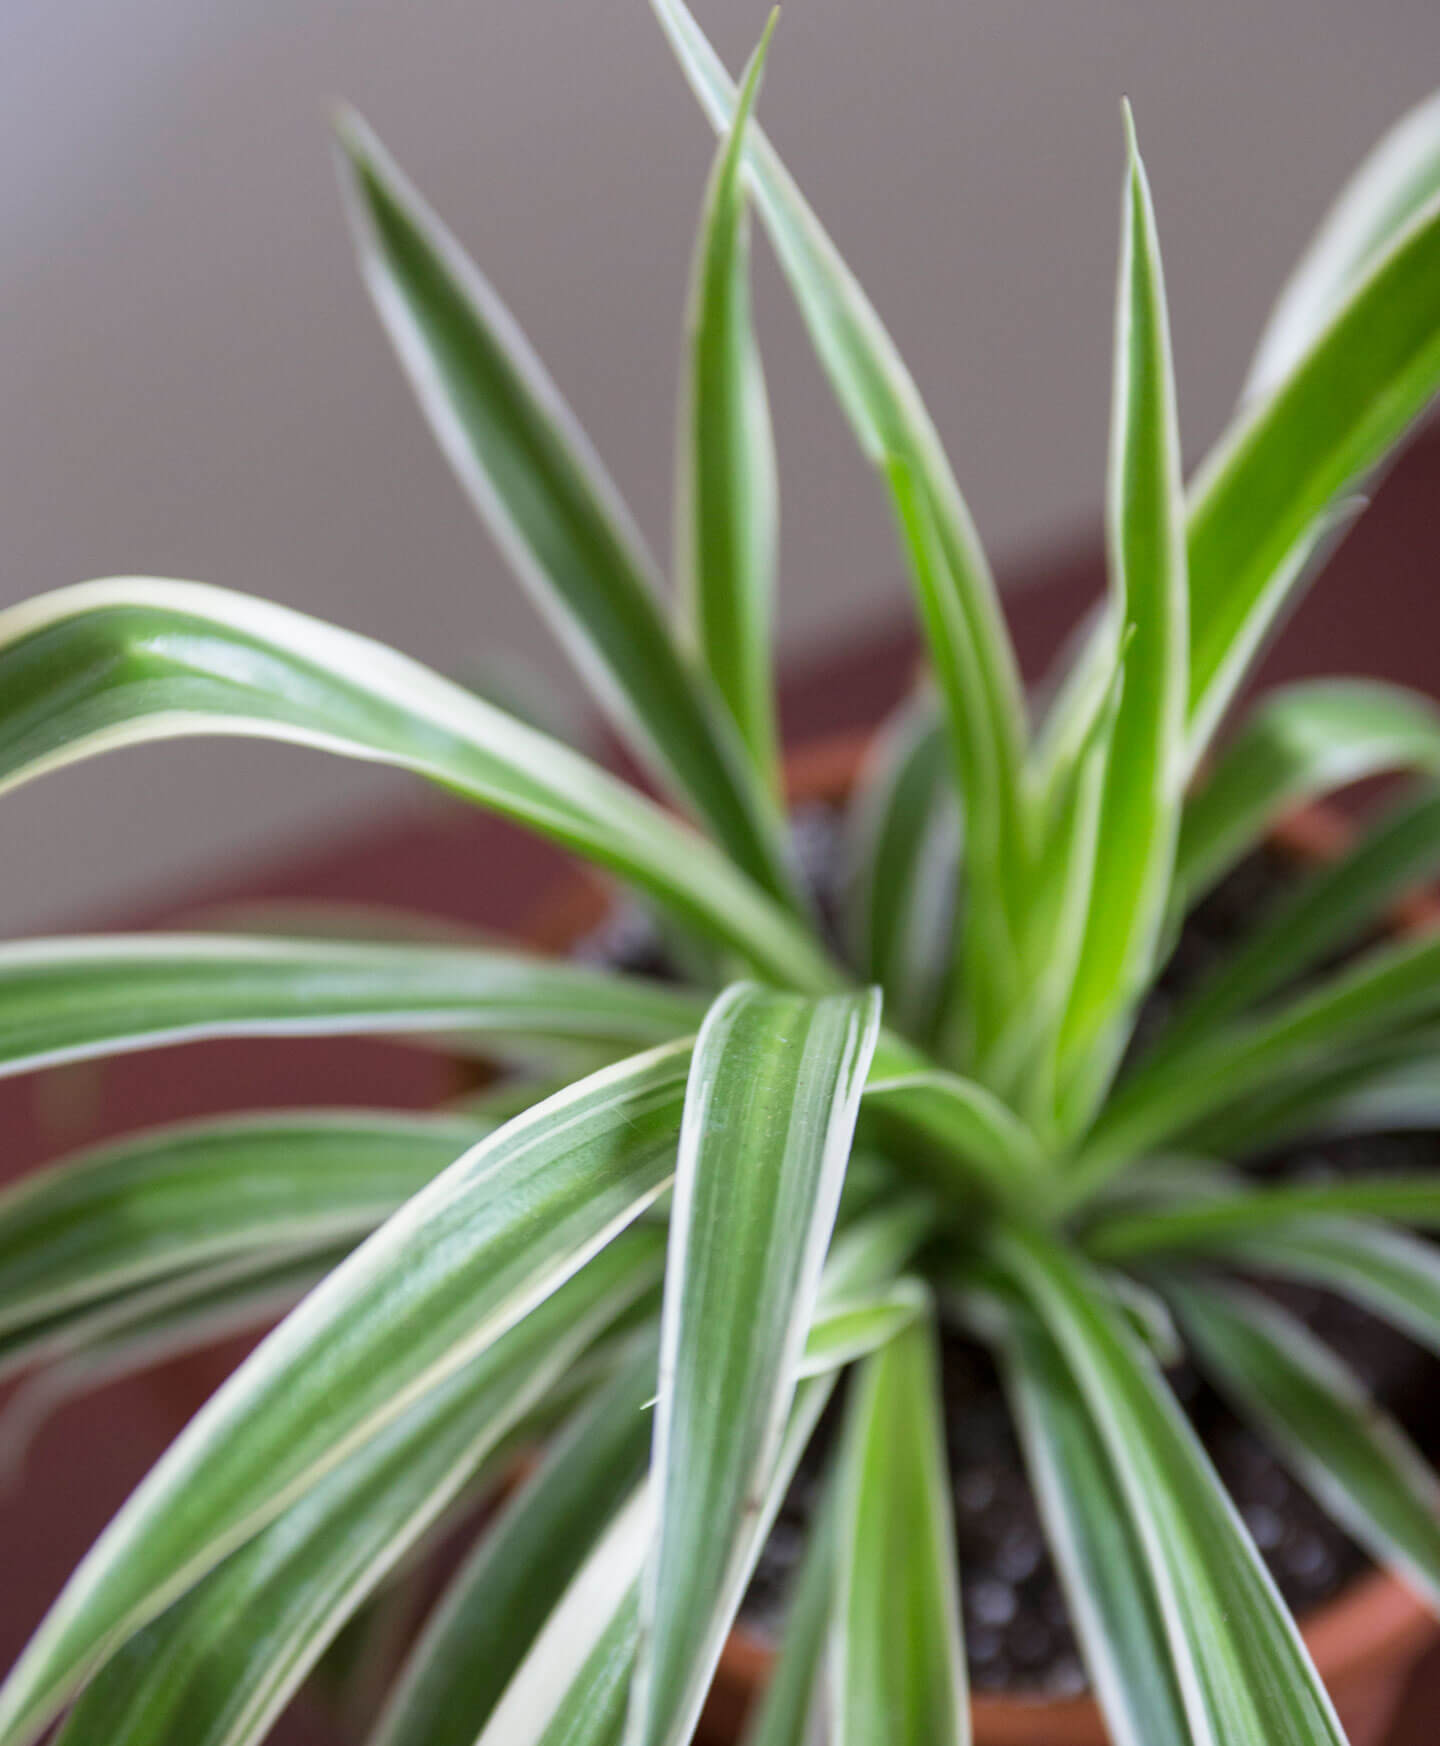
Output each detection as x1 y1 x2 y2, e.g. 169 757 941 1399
2 5 1440 1742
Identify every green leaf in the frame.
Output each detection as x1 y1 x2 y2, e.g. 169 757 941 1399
677 17 781 795
0 934 705 1081
1158 783 1440 1060
1054 108 1187 1127
1173 1279 1440 1612
629 983 881 1746
1245 89 1440 401
0 1251 345 1481
994 1221 1345 1746
830 1316 967 1746
52 1237 657 1746
738 1480 835 1746
647 0 1029 1036
1088 1175 1440 1262
483 1373 838 1746
0 1111 494 1335
861 1041 1048 1205
335 116 800 911
0 1046 690 1746
844 692 962 1045
1175 678 1440 903
882 451 1023 1064
0 580 838 992
476 1488 651 1746
1001 1306 1188 1746
373 1337 657 1746
1194 1216 1440 1359
1186 186 1440 756
1079 928 1440 1181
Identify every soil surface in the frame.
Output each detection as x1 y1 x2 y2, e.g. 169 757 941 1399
582 812 1440 1696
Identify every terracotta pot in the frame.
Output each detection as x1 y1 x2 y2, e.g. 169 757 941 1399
525 728 1439 1746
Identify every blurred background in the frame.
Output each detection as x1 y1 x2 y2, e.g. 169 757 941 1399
4 0 1440 933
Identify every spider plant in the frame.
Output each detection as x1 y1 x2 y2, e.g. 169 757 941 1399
3 5 1440 1743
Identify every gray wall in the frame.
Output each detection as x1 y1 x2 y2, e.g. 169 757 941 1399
3 0 1439 932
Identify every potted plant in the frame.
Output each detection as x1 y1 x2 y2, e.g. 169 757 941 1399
4 2 1440 1742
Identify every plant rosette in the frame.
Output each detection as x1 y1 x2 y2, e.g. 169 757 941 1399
8 6 1440 1746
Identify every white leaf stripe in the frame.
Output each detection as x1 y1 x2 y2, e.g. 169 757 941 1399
0 1111 491 1334
1002 1308 1189 1746
1172 1279 1440 1614
1054 108 1186 1129
1245 89 1440 401
0 580 837 992
52 1239 657 1746
831 1316 968 1746
678 19 782 794
630 984 881 1746
0 1047 689 1746
996 1223 1346 1746
336 114 799 911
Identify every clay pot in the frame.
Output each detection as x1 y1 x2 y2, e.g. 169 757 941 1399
526 729 1438 1746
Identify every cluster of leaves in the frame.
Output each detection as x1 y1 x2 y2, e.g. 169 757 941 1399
3 4 1440 1742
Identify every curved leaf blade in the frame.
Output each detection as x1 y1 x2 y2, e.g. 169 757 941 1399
1175 678 1440 904
1186 187 1440 752
335 116 799 910
1055 108 1187 1126
0 1046 691 1746
373 1337 658 1746
1246 89 1440 401
831 1316 967 1746
678 19 781 795
647 0 1029 1031
0 933 705 1080
52 1238 657 1746
844 692 961 1045
1002 1307 1188 1746
994 1223 1345 1746
629 983 881 1746
0 1111 492 1335
1173 1279 1440 1613
0 580 837 991
1160 783 1440 1060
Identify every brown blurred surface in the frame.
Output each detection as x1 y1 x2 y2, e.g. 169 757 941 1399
2 422 1439 1736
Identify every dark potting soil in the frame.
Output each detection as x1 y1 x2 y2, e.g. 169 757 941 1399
580 810 1440 1696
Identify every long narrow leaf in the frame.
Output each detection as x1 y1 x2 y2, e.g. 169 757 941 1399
335 119 799 910
0 581 837 991
1002 1306 1188 1746
1054 108 1187 1128
677 19 781 794
1185 186 1440 756
373 1336 657 1746
629 984 880 1746
648 0 1029 1029
1089 1175 1440 1262
1245 89 1440 401
483 1373 838 1746
52 1237 658 1746
0 934 705 1080
844 692 961 1045
830 1316 967 1746
1175 678 1440 903
1173 1279 1440 1612
0 1045 692 1746
994 1222 1345 1746
0 1112 492 1334
1192 1215 1440 1359
1159 783 1440 1060
739 1480 836 1746
1080 928 1440 1179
